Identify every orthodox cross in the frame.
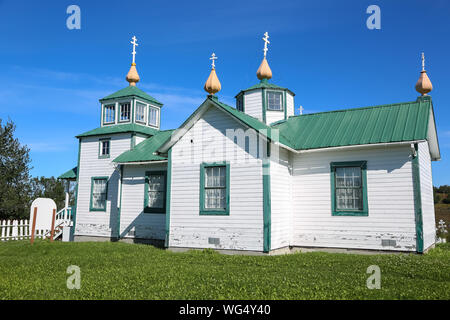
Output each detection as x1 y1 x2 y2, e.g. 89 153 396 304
298 105 304 115
210 53 218 69
262 32 270 57
131 36 138 64
421 52 425 71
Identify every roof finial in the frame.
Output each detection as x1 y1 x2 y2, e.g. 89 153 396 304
126 35 140 86
257 32 272 81
263 32 270 58
204 52 221 95
415 52 432 96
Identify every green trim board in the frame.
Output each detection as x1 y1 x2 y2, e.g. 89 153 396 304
262 141 271 253
100 85 163 106
71 141 82 239
412 143 424 253
89 176 109 212
98 138 111 159
199 162 230 216
165 148 172 248
143 170 167 214
330 161 368 216
117 165 123 239
262 88 267 123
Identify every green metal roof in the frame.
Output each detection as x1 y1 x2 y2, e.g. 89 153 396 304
58 167 77 180
113 130 174 163
271 97 433 151
236 79 295 97
210 96 293 147
76 123 159 138
100 85 163 106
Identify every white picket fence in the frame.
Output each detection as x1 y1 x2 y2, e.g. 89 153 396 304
0 207 73 242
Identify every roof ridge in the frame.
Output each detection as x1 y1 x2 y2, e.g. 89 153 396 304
285 100 422 120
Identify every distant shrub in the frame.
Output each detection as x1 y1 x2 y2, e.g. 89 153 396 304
442 197 450 205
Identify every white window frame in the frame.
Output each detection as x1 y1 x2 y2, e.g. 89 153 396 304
135 101 147 124
103 104 116 124
119 102 131 122
148 106 159 127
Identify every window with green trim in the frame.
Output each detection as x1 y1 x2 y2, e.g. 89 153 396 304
144 171 166 213
267 91 283 111
330 161 368 216
149 107 159 127
99 139 110 158
236 96 244 111
90 177 108 211
200 162 230 215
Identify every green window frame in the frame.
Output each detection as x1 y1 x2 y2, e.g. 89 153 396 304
200 162 230 215
98 138 110 159
266 91 283 111
89 177 108 212
330 161 368 216
144 171 167 213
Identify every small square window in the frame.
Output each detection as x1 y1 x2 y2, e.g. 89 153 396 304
267 92 282 111
99 139 110 158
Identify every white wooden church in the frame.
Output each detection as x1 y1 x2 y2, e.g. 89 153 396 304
59 34 440 254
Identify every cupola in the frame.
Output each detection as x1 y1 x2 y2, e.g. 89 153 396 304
235 32 296 125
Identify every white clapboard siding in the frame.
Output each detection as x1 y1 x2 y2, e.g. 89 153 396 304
419 141 436 250
119 164 167 240
75 133 132 237
170 106 264 251
291 144 417 251
266 111 284 126
286 92 295 118
135 133 148 146
270 146 292 250
244 90 263 121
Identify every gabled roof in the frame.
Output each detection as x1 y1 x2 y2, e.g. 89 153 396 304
271 96 440 160
235 79 295 97
100 85 163 106
76 123 159 138
113 130 174 164
58 167 77 180
158 95 294 153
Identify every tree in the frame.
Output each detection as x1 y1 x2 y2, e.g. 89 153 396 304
0 119 32 220
29 177 67 210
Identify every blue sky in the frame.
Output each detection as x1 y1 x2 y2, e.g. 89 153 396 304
0 0 449 186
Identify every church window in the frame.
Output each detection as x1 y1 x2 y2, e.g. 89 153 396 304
120 103 131 122
103 105 115 124
330 161 368 216
149 107 159 127
90 177 108 211
144 171 166 213
136 102 147 124
267 91 283 111
200 162 230 215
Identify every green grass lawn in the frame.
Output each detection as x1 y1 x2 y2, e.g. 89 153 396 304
0 241 449 300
